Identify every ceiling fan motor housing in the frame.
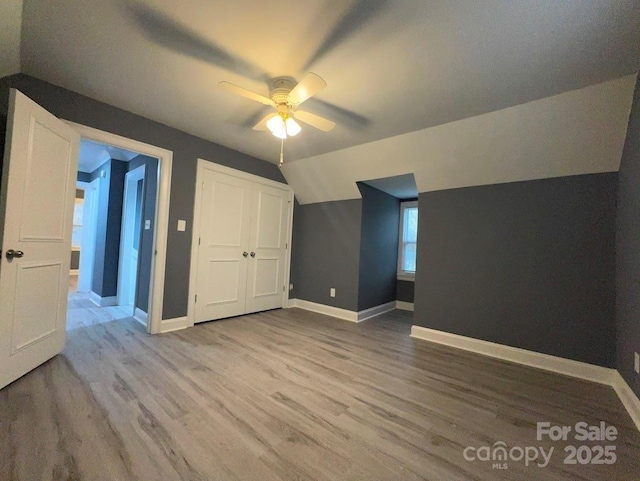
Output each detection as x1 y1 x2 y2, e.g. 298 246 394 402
270 78 296 106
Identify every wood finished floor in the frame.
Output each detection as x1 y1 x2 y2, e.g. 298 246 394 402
0 308 638 481
67 275 135 330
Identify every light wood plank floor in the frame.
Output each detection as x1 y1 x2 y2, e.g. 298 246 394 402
67 274 135 330
1 308 638 480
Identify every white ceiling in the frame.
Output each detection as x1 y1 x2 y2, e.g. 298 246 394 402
8 0 639 165
361 174 418 200
78 139 140 173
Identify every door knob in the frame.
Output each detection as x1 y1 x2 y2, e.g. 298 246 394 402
250 252 256 258
242 252 249 258
5 249 24 260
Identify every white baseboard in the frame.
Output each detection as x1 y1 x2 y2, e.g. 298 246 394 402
69 269 79 276
292 299 397 323
358 301 396 321
134 308 148 327
89 291 118 307
159 316 188 333
294 299 359 322
286 298 297 308
411 325 640 432
410 325 614 385
395 301 414 311
611 371 640 431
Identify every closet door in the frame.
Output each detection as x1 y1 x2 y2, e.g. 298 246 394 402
194 169 252 322
245 183 289 314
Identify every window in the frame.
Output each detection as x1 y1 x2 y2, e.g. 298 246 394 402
398 201 418 280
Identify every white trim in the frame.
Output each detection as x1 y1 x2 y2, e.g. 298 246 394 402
197 160 290 190
117 164 145 308
159 316 189 333
396 273 415 282
396 301 414 311
611 371 640 431
292 299 397 323
77 178 99 293
357 301 396 321
64 122 173 335
410 325 614 384
294 299 358 322
89 291 118 307
187 159 293 328
69 269 79 276
133 308 148 327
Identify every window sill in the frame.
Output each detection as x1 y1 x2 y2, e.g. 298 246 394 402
397 273 415 282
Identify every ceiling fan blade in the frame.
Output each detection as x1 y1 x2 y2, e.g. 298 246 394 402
219 82 275 106
294 110 336 132
253 113 279 131
288 73 327 106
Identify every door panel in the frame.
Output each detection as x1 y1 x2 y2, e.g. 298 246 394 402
0 89 80 390
13 261 61 351
245 184 288 314
194 169 252 322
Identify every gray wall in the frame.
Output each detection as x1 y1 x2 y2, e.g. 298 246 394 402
396 280 414 303
90 159 127 298
616 75 640 397
357 183 399 310
129 154 158 313
290 199 362 311
414 173 617 367
0 74 284 319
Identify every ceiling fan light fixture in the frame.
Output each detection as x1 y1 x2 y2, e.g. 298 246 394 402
285 117 301 137
267 112 301 139
267 114 287 139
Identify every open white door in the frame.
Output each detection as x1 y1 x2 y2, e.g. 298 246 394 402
117 164 145 310
0 89 80 390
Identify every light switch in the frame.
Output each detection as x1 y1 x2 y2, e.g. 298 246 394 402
177 220 186 231
145 219 151 230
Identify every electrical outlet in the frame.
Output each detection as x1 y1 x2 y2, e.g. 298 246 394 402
289 284 293 291
144 219 151 230
330 288 336 298
635 352 639 374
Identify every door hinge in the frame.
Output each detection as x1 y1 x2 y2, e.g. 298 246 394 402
285 243 288 249
195 294 198 303
283 285 285 292
199 237 201 245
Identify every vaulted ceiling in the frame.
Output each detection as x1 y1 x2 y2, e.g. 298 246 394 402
2 0 639 166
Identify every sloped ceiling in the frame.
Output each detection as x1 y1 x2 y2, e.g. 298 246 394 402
0 0 22 78
13 0 640 167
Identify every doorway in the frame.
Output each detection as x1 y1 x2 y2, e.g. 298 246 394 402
68 140 157 330
62 123 173 334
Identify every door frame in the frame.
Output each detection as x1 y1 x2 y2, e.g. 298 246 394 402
65 121 173 334
117 164 145 311
187 159 294 328
76 178 100 292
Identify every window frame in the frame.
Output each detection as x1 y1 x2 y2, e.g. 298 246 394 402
397 200 418 281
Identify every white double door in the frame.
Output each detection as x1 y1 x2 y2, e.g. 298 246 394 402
194 165 290 323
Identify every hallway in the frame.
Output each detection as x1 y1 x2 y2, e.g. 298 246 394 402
67 275 133 330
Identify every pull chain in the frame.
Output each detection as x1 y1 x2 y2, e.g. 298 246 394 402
279 138 284 167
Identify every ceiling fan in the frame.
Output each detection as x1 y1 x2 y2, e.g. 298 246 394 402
219 72 336 140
